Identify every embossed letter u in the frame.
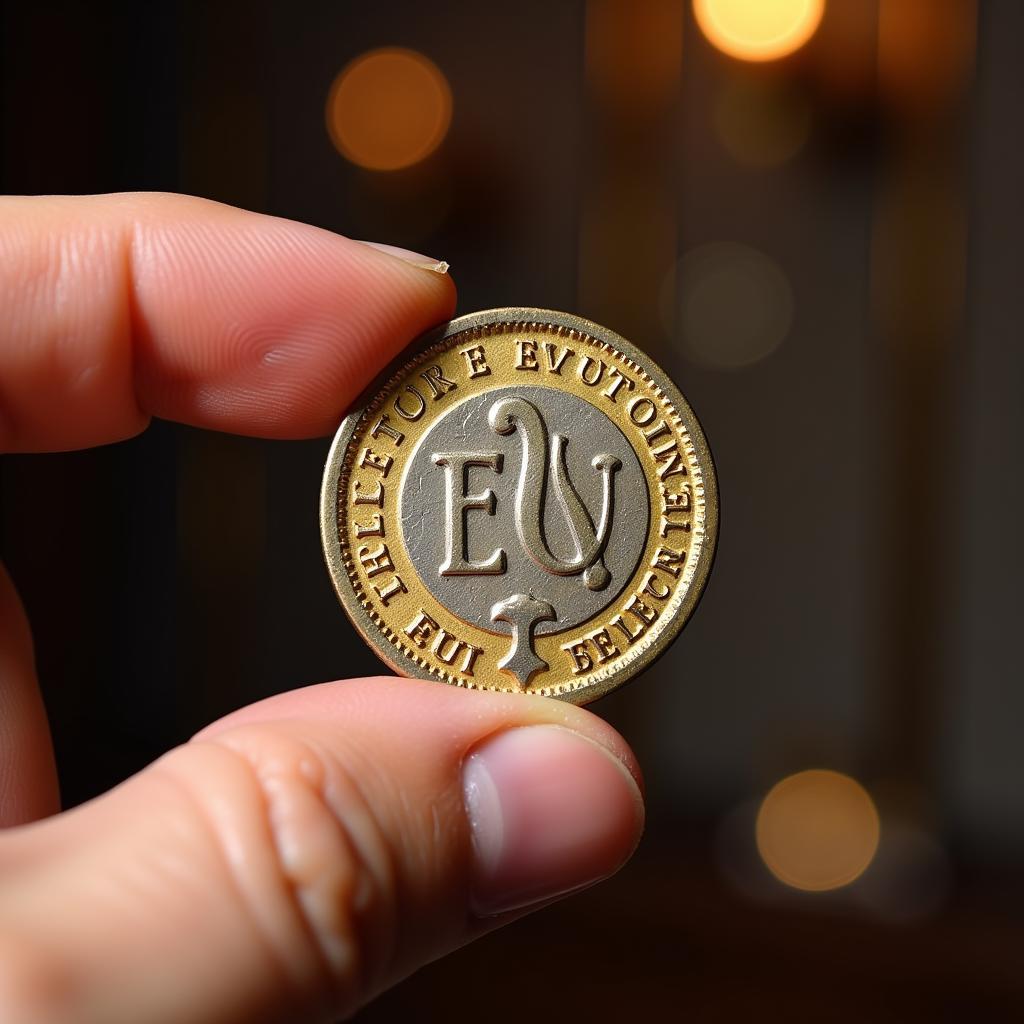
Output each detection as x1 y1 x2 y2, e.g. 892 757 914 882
488 396 621 591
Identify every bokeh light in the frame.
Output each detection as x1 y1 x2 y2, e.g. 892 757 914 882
665 242 792 369
693 0 824 62
326 48 452 171
713 80 812 167
756 770 880 892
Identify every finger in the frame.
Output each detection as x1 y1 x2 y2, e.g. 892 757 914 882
0 193 455 452
0 563 59 826
0 677 643 1024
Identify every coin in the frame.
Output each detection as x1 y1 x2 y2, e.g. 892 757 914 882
320 308 718 705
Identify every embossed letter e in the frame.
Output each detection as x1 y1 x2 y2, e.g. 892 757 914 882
431 452 507 576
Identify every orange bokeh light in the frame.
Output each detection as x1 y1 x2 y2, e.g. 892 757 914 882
756 769 880 892
326 48 452 172
693 0 824 62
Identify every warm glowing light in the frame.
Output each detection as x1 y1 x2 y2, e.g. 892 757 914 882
756 770 880 892
693 0 824 62
326 48 452 171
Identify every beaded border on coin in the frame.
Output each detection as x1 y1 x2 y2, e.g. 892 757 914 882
320 308 718 706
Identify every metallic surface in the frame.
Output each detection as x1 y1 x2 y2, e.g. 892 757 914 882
321 308 719 704
401 386 648 637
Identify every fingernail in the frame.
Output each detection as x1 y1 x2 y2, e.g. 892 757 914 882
357 240 449 274
463 725 644 916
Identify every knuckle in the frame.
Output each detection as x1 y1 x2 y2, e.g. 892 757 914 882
182 724 397 1012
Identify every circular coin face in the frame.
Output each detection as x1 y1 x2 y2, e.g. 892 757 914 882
320 308 718 705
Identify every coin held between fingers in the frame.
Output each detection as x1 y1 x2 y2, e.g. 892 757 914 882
320 307 718 704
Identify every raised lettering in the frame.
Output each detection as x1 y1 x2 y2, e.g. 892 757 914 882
461 345 491 378
542 342 574 374
394 385 427 421
370 414 405 446
663 485 691 512
651 546 685 577
460 644 483 676
610 613 645 644
359 448 392 478
627 396 657 427
642 420 672 446
563 641 594 675
660 517 691 537
587 627 620 664
358 543 395 578
577 354 604 386
641 570 670 600
516 339 539 370
652 440 687 480
431 629 464 665
624 593 659 627
432 452 506 576
602 368 634 402
489 396 619 591
354 513 384 539
540 344 573 376
405 611 438 647
352 480 384 507
420 364 458 399
373 575 407 606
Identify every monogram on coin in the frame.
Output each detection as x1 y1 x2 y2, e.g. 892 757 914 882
320 308 718 705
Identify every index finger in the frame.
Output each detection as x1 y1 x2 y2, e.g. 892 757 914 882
0 193 455 452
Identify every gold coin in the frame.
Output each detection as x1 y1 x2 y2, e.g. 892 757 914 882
320 308 718 705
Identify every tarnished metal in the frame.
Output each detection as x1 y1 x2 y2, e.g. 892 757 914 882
401 386 648 641
320 308 718 705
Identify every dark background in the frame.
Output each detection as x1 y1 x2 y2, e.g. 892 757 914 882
2 0 1023 1019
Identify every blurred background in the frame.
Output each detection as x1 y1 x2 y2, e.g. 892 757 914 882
2 0 1023 1019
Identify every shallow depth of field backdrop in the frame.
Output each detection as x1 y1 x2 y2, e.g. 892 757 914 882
2 1 1023 1019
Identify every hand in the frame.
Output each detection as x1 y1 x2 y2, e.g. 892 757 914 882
0 194 645 1024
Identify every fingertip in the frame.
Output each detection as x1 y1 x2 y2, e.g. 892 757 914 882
128 196 457 438
0 193 458 449
197 674 646 933
355 240 452 275
196 674 645 826
464 724 645 916
2 672 645 1022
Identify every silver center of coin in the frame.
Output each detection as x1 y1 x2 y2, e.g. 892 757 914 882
399 387 650 654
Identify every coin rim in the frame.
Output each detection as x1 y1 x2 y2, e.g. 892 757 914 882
320 306 720 705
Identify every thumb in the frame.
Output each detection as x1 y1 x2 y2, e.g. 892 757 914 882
0 677 644 1024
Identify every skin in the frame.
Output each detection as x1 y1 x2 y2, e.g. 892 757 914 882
0 194 645 1024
